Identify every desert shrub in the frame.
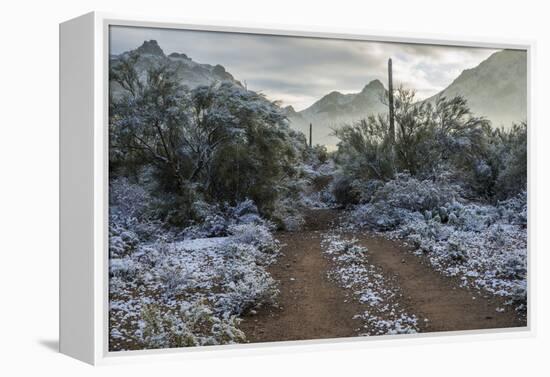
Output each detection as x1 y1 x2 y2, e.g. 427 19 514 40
350 179 384 204
182 199 271 238
267 194 306 231
370 173 460 212
109 178 167 257
333 115 394 181
228 223 279 256
331 175 362 206
297 154 337 209
216 261 279 314
350 174 460 230
492 123 527 199
310 144 329 164
109 257 139 279
352 202 424 231
311 174 333 192
140 302 246 349
498 190 527 226
109 177 150 219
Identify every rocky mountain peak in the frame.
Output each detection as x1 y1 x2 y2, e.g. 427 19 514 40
284 105 297 114
362 79 385 93
136 40 165 56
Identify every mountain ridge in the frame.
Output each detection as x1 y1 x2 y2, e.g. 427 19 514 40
111 42 527 149
288 78 388 148
291 49 526 148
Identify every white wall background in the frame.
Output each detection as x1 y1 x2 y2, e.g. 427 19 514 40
0 0 547 375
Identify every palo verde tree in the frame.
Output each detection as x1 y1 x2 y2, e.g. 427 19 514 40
333 88 508 199
109 55 304 225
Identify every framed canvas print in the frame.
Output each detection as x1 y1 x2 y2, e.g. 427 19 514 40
60 12 532 365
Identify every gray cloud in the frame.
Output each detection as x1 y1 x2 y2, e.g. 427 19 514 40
110 26 498 110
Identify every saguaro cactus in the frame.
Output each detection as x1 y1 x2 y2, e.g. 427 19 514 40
309 123 312 148
388 58 395 144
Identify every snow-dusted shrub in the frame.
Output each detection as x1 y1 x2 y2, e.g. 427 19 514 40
109 177 150 219
109 232 138 258
229 199 265 225
108 178 170 260
182 199 270 238
109 257 138 279
191 214 229 238
332 175 361 206
351 179 384 204
228 223 279 256
156 262 197 295
297 160 337 209
350 174 461 231
445 234 469 263
271 197 306 231
281 214 305 231
216 263 279 315
139 302 245 349
497 252 527 280
300 191 333 209
492 123 527 200
352 202 423 231
370 174 460 213
498 191 527 227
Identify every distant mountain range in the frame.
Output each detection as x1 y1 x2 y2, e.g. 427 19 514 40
289 49 527 148
111 41 527 149
283 79 388 147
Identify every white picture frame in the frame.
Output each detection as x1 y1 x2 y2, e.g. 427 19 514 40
59 11 535 365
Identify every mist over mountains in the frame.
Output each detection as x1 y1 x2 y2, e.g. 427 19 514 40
289 49 527 148
284 79 388 147
111 41 527 149
424 49 527 128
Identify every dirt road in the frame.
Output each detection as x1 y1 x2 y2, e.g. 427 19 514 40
240 209 525 342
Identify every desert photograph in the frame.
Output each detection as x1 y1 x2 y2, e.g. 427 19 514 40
107 26 527 351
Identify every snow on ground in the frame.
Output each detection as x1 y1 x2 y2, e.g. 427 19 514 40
321 232 418 335
175 237 227 250
347 177 527 315
109 223 280 350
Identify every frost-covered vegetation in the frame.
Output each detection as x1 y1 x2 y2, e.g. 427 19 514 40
110 54 312 229
108 54 316 349
108 42 527 348
298 145 337 210
109 179 281 350
333 89 527 316
347 176 527 311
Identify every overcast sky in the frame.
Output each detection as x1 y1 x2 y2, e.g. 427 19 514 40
110 26 498 111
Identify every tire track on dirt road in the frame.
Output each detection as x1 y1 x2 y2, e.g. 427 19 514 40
240 209 525 343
